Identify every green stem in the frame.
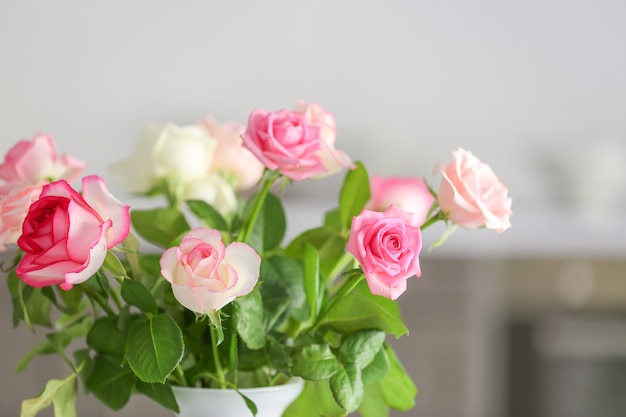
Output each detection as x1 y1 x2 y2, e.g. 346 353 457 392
110 286 124 311
17 280 33 331
81 284 116 316
420 210 444 231
237 174 276 243
150 276 168 296
327 251 357 283
164 179 181 210
174 365 189 387
311 272 364 332
210 324 227 389
121 234 142 282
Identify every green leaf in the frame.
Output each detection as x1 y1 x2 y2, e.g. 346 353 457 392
292 344 339 380
16 339 58 373
303 244 321 322
228 319 239 374
87 316 126 357
8 271 31 327
236 390 258 417
135 381 179 413
86 354 135 410
330 362 363 413
266 335 291 377
130 208 190 248
247 192 286 253
361 346 390 385
339 330 386 368
82 270 108 296
323 208 342 232
186 199 229 231
20 372 78 417
234 288 266 349
117 305 133 334
137 253 164 291
322 281 408 338
258 255 305 329
339 161 370 231
15 317 92 373
378 344 417 411
8 275 51 328
283 380 346 417
93 269 110 294
102 252 127 278
46 333 78 373
125 314 184 383
57 286 85 314
121 279 158 315
24 289 52 327
73 349 94 392
284 227 347 279
359 383 390 417
40 286 58 306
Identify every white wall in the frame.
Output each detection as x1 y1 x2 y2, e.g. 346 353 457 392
2 0 626 213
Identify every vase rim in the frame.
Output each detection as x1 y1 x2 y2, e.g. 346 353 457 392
171 377 304 394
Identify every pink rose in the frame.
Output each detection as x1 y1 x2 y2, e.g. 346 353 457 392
160 228 260 314
347 206 423 300
241 108 349 181
294 101 353 175
199 117 264 190
0 183 45 251
434 148 512 232
366 176 435 226
16 176 131 290
0 134 86 195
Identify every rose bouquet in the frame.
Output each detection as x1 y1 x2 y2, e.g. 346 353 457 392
1 102 512 417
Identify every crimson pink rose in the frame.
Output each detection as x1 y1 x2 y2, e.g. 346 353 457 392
241 108 342 181
366 175 435 227
16 176 130 290
160 228 260 315
0 134 85 195
347 206 423 300
434 148 512 232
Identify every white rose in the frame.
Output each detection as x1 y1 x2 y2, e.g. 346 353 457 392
183 174 238 215
112 124 216 198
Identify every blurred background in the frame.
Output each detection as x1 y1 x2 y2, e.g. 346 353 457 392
1 1 626 416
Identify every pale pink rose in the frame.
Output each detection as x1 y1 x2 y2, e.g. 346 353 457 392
434 148 512 232
294 101 337 143
366 176 435 226
0 183 45 251
16 176 131 290
160 228 260 314
294 101 353 175
241 108 337 181
347 206 423 300
199 117 264 191
0 134 86 195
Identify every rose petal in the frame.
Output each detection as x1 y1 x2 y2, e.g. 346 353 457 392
81 175 130 248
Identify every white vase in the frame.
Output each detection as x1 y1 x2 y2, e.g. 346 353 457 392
171 378 304 417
